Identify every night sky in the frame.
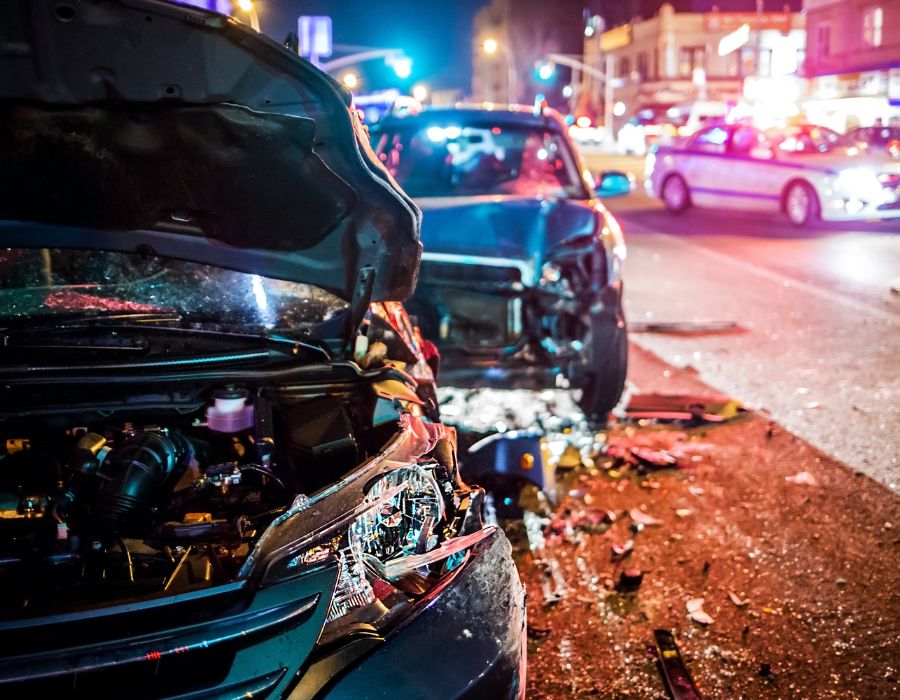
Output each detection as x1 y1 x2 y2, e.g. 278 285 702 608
259 0 489 94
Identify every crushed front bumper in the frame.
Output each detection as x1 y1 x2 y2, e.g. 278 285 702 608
293 530 527 700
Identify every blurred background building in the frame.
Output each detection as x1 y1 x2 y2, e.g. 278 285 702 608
803 0 900 131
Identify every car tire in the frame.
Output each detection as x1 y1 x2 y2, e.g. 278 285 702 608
784 180 820 227
576 316 628 424
662 174 690 214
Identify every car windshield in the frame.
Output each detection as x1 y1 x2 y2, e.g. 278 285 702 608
0 249 347 332
768 126 851 154
373 122 588 199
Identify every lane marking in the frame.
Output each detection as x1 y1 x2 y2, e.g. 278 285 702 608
636 232 900 324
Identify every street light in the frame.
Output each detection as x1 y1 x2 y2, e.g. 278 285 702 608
341 72 359 90
235 0 260 32
482 36 517 105
391 56 413 79
412 84 428 102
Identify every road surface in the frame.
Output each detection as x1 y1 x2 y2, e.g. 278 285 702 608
582 149 900 488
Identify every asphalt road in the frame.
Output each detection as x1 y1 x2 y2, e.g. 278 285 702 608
581 149 900 489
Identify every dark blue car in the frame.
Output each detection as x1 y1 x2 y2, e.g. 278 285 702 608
371 106 630 421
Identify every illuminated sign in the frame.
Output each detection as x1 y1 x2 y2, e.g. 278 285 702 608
298 15 332 58
704 12 792 33
600 24 632 52
718 23 751 56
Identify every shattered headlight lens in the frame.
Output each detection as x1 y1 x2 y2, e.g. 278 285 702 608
326 464 445 622
349 466 444 561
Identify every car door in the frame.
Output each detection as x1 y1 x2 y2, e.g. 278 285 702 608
725 126 783 213
679 125 733 208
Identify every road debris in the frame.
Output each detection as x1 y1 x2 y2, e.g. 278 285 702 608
629 320 739 335
611 539 634 561
615 568 644 592
624 393 746 424
630 508 663 526
527 623 552 639
785 470 819 486
686 598 715 625
728 591 751 607
653 629 704 700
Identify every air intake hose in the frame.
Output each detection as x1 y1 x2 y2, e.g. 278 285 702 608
93 430 190 535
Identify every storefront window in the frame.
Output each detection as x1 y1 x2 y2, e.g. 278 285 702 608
678 47 704 78
816 23 831 59
863 6 883 47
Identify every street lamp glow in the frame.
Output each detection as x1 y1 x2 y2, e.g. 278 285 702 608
537 62 555 81
483 38 498 55
412 84 428 102
341 72 359 90
392 57 412 79
236 0 254 11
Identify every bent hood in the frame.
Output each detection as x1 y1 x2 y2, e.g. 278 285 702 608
416 195 597 278
0 0 421 301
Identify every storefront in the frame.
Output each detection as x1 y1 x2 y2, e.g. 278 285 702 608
804 66 900 132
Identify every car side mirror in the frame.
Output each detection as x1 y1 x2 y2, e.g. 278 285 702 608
595 170 633 198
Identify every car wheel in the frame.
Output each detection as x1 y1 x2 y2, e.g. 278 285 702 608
662 174 690 214
575 315 628 424
784 180 820 227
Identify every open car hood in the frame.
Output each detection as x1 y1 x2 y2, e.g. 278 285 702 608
0 0 421 301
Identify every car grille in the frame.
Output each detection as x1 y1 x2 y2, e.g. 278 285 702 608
419 260 523 286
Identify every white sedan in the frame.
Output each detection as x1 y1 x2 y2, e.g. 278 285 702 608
646 123 900 226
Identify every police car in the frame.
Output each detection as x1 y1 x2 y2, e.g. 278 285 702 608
646 123 900 226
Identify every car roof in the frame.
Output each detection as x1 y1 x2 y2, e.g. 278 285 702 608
374 104 567 131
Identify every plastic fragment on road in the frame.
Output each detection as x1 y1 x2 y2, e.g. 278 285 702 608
785 470 819 486
611 539 634 561
728 591 750 607
630 508 663 526
727 590 750 609
686 597 714 625
653 629 704 700
631 447 679 470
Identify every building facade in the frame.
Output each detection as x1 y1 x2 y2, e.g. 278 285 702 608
582 2 805 131
803 0 900 130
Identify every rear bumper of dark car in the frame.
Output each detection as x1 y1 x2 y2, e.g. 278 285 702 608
292 530 527 700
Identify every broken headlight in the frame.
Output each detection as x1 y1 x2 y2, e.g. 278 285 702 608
327 464 444 622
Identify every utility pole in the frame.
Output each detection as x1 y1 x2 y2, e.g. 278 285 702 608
756 0 764 77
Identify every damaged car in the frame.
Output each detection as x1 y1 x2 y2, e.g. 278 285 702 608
0 1 525 698
371 106 630 422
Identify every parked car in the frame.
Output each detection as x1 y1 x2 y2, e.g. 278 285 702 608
371 105 630 422
0 2 525 698
848 125 900 159
617 105 682 156
647 123 900 226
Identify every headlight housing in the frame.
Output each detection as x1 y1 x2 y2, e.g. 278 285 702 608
271 462 493 639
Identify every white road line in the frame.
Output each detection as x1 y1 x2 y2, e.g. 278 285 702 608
648 232 900 324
